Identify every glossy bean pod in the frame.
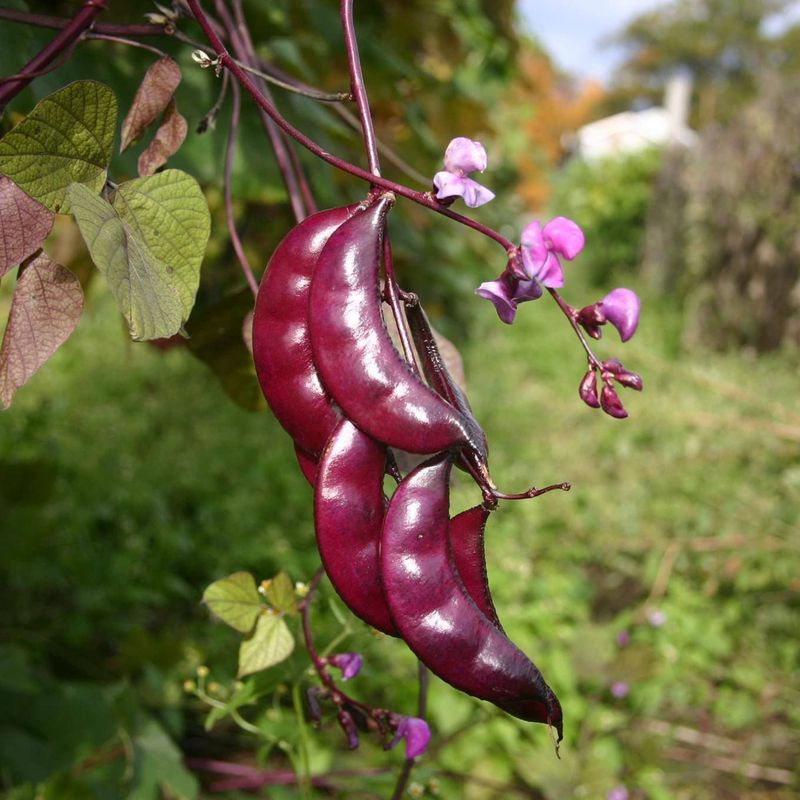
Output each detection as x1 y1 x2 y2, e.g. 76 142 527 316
309 196 482 456
314 418 398 636
380 453 563 737
253 205 357 456
448 505 501 631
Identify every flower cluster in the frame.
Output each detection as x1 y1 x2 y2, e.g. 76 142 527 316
433 136 644 419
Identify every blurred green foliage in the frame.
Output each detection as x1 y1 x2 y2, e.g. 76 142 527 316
549 148 663 286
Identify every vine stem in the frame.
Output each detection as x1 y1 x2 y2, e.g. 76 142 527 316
224 79 259 295
0 0 108 111
184 0 515 253
389 661 429 800
341 0 380 178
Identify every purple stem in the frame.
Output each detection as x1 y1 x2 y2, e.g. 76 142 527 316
184 0 515 253
224 79 259 296
0 6 162 37
223 0 307 222
0 0 108 111
299 568 375 718
341 0 380 178
547 288 604 371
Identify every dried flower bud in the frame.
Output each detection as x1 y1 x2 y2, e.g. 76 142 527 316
579 370 600 408
600 383 628 419
306 687 323 723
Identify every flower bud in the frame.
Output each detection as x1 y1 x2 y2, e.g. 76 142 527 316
337 709 360 750
579 370 600 408
600 383 628 419
615 369 643 391
386 715 431 759
327 652 363 681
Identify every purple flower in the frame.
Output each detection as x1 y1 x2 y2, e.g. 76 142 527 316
611 681 630 699
616 630 631 647
520 217 585 287
600 288 640 342
607 786 630 800
327 652 363 681
475 269 543 325
387 716 431 759
433 137 495 208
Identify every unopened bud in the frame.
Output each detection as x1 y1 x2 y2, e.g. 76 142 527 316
615 369 643 391
600 383 628 419
577 302 607 339
579 370 600 408
337 709 360 750
602 358 624 374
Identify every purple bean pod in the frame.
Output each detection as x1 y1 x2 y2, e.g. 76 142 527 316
380 453 563 737
314 418 398 636
309 195 483 456
448 505 501 631
252 205 358 456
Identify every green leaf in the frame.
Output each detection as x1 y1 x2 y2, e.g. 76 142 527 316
238 612 294 678
67 182 184 341
203 571 261 633
264 571 298 615
129 719 198 800
0 81 116 213
112 170 209 320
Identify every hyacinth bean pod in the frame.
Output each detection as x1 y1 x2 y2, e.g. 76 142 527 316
314 418 398 636
405 302 490 475
448 505 501 631
252 205 357 457
380 453 563 737
294 445 318 487
309 195 483 456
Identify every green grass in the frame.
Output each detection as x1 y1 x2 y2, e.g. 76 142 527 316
2 277 799 799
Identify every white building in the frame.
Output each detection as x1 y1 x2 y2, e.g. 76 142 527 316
576 71 697 160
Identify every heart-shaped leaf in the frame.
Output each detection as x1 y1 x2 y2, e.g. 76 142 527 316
0 81 116 213
67 182 183 341
203 572 261 633
0 252 83 409
0 176 54 278
263 571 298 616
238 612 295 677
113 170 210 320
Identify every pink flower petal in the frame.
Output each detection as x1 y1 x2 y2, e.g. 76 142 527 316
460 177 495 208
443 137 488 174
600 288 641 342
476 277 517 324
512 277 543 303
535 252 565 288
433 173 494 208
543 216 585 260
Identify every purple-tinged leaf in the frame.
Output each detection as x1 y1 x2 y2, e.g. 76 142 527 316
0 252 83 409
0 177 54 278
137 100 188 177
120 56 182 153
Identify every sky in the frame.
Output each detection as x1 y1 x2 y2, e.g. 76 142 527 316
517 0 800 84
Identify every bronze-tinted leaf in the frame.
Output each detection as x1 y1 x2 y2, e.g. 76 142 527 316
137 100 188 177
0 176 54 278
0 252 83 409
120 56 182 153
